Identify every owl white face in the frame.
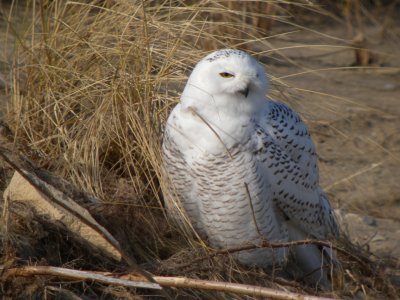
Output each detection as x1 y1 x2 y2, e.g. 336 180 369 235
183 49 268 104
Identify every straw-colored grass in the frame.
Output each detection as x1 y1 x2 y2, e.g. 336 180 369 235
6 0 287 197
1 0 399 299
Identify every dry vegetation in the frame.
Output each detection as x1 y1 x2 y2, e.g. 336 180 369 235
0 0 399 299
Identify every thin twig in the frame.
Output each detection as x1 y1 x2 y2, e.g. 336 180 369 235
188 106 233 159
170 239 371 273
244 182 263 237
1 265 337 300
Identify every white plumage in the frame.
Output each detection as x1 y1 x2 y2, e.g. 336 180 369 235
162 49 339 288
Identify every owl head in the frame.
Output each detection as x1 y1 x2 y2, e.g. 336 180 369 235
181 49 268 110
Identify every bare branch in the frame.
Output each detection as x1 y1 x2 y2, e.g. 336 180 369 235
1 265 161 290
154 276 336 300
170 239 370 272
1 265 337 300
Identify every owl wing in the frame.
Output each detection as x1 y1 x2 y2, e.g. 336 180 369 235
256 101 338 239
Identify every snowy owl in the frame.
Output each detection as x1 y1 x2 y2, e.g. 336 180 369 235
162 49 339 288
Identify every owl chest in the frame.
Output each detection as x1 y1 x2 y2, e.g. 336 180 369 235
192 151 254 201
189 151 275 244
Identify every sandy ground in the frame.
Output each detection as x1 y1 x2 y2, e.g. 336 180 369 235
263 21 400 260
0 6 399 264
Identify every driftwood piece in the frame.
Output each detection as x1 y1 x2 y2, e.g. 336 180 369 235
0 145 163 292
4 169 122 261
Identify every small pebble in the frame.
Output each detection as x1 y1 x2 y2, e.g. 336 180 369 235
384 83 397 90
362 215 377 227
371 234 386 242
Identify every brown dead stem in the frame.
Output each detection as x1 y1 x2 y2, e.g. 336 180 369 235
168 239 372 274
0 265 337 300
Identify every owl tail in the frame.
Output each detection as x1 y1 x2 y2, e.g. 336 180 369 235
289 244 333 289
286 223 340 290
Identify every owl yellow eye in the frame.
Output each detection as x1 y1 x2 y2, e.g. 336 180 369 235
219 72 234 78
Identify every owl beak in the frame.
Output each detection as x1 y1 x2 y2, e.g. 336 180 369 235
238 86 250 98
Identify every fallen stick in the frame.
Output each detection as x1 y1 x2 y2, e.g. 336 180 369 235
1 265 338 300
0 265 161 290
153 276 337 300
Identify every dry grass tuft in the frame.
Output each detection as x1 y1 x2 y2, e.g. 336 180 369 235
0 0 399 299
5 0 292 200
